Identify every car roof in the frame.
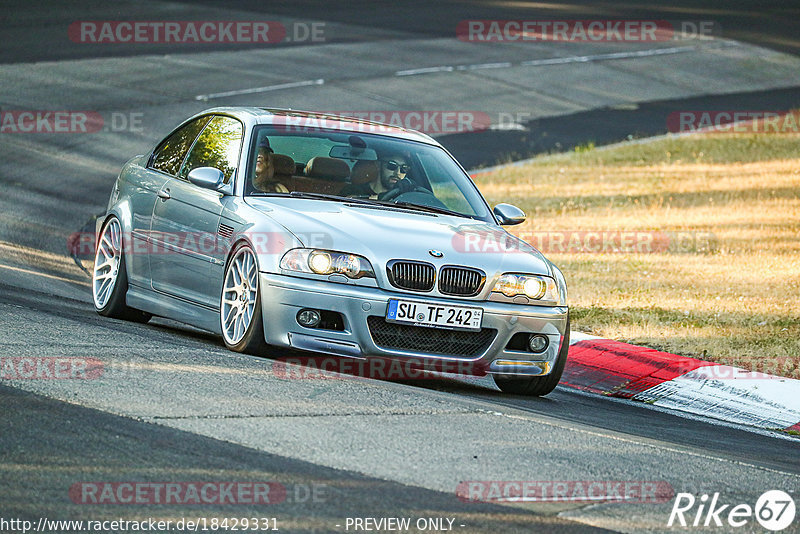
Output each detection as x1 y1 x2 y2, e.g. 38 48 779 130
194 107 440 145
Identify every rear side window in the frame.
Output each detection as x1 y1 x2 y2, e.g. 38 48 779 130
178 115 243 184
150 116 212 176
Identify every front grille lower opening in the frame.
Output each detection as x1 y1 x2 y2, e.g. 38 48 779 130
367 316 496 358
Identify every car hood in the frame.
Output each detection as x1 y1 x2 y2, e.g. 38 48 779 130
246 198 552 280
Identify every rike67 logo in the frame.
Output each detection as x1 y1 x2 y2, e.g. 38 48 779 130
668 490 796 531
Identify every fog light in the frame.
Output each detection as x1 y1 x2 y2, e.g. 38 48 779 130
297 309 321 328
495 360 537 366
528 334 548 353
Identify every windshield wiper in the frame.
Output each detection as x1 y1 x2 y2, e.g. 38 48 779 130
290 191 381 204
379 201 474 219
250 191 374 205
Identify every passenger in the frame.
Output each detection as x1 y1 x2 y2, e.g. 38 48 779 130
253 139 289 193
341 154 413 199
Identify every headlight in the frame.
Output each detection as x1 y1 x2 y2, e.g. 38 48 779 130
491 273 561 304
280 249 375 280
308 251 332 274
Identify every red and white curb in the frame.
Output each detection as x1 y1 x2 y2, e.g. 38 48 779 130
565 332 800 433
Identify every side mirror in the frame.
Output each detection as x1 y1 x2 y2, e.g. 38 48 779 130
493 203 526 226
188 167 230 194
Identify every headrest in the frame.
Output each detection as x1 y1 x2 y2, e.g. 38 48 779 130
258 139 273 153
350 160 379 185
304 157 350 182
272 153 295 176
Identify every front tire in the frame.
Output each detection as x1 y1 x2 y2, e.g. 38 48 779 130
494 315 570 396
92 216 151 323
220 242 268 355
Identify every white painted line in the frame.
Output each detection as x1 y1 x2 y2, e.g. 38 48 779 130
521 56 591 66
456 62 513 71
195 78 325 101
489 122 527 131
397 45 698 78
196 45 706 102
395 66 454 76
520 46 697 66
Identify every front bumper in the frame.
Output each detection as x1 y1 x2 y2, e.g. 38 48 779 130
260 273 568 376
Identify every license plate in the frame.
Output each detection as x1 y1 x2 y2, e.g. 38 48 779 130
386 299 483 331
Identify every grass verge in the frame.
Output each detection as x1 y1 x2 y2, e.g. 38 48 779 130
474 133 800 378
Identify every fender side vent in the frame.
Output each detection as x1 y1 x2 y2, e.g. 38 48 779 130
218 223 234 240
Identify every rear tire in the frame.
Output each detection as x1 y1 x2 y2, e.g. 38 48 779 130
220 242 268 355
494 315 570 396
92 216 151 323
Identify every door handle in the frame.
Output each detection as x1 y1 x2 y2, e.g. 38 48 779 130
157 189 171 200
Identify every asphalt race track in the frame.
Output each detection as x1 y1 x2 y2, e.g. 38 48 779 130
1 2 799 533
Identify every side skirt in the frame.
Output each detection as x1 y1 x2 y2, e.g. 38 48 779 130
127 283 221 334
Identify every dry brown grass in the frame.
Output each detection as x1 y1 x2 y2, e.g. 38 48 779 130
474 134 800 378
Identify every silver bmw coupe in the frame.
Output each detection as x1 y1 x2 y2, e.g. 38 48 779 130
93 107 569 395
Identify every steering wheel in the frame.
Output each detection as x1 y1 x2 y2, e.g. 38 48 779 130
377 178 430 202
392 191 449 210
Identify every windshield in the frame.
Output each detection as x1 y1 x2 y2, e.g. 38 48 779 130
245 125 492 221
